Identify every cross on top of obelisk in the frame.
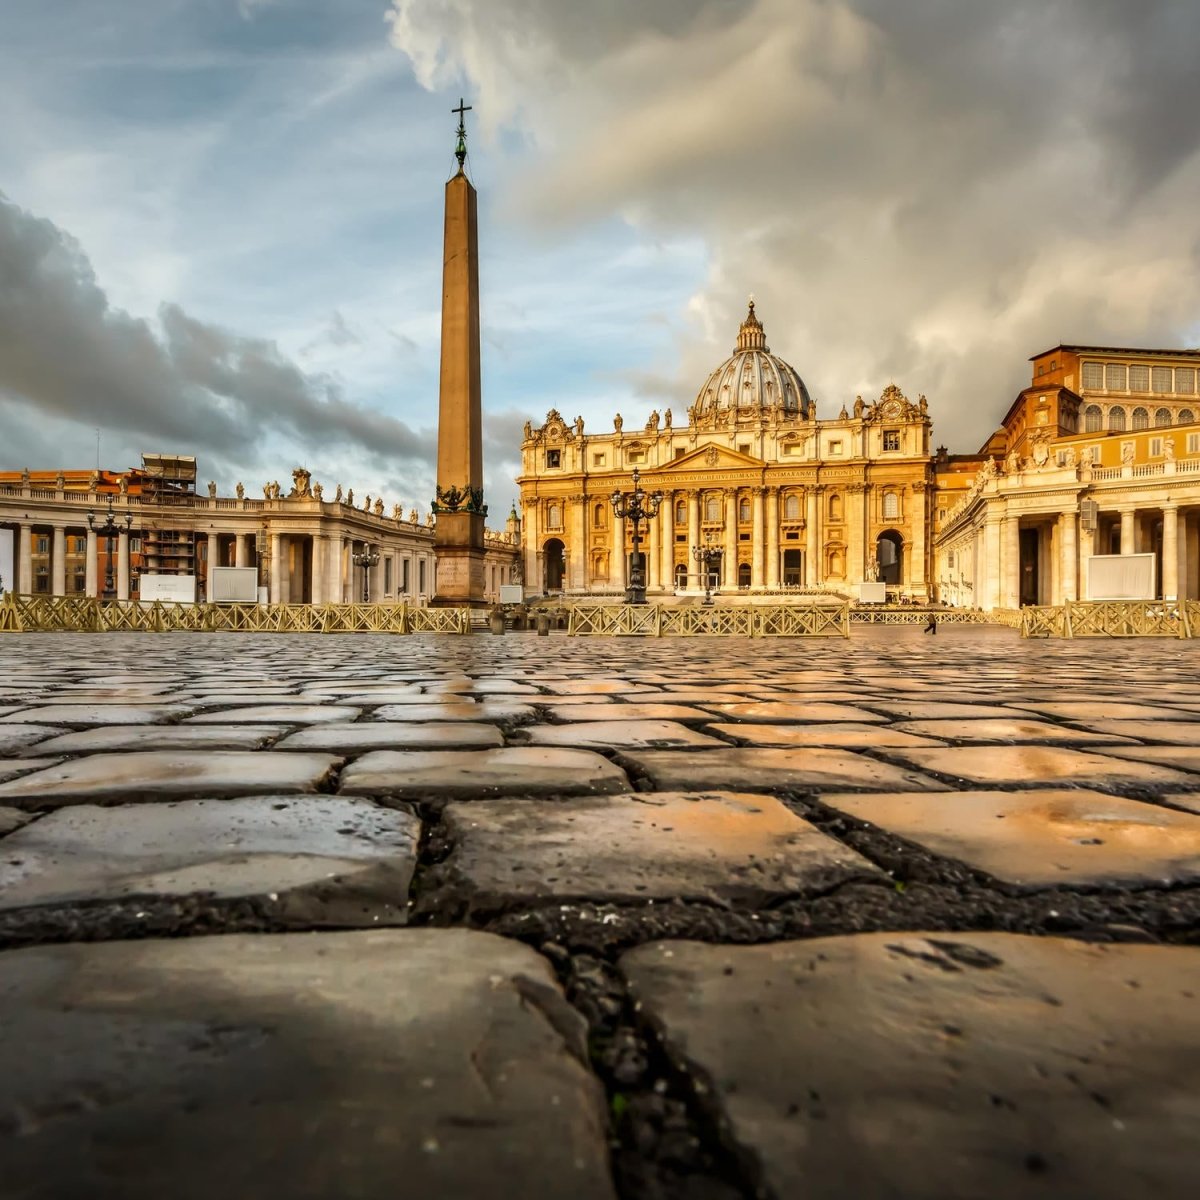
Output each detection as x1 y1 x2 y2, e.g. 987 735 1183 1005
453 97 472 172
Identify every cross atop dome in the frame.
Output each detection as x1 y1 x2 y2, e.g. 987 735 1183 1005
736 295 768 352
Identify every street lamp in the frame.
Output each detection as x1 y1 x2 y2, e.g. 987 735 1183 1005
351 543 380 603
610 467 663 605
691 537 724 606
87 496 133 599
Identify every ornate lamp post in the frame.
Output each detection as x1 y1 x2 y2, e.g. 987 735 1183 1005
87 496 133 599
691 537 724 606
351 544 380 603
610 467 662 605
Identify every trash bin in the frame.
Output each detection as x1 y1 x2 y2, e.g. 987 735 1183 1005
535 612 551 636
489 607 506 635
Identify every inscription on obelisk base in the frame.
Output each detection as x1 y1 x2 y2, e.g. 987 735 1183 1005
432 99 488 608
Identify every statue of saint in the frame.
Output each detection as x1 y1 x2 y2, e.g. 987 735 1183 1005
1122 442 1135 467
119 475 129 496
208 481 217 499
235 482 244 500
523 420 533 441
613 413 623 433
664 408 672 430
346 488 354 506
313 481 324 501
574 414 585 438
335 483 343 503
373 497 384 516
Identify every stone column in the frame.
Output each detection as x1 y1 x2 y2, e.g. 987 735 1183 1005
235 534 249 568
571 497 587 592
1120 508 1136 555
270 533 283 604
846 485 864 588
614 514 627 591
766 488 780 589
687 491 700 589
647 506 660 591
1077 519 1094 601
52 526 66 596
911 483 927 597
984 516 1003 611
117 531 130 601
370 550 385 602
1058 512 1078 602
310 536 325 605
1002 515 1019 609
1162 503 1179 601
724 491 738 589
85 528 99 598
659 492 674 592
751 487 765 589
17 523 32 595
206 532 219 598
805 488 820 587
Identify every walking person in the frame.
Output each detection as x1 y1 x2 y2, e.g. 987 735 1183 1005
923 613 937 635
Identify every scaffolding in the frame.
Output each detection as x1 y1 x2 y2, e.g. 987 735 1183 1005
140 454 198 577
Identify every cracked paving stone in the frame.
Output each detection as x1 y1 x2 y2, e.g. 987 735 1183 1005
185 705 361 725
1096 744 1200 779
623 747 947 793
0 704 195 726
891 718 1138 744
0 751 341 809
371 701 537 722
431 791 882 908
881 744 1197 788
822 788 1200 887
0 758 63 783
28 725 292 755
1007 701 1199 721
700 701 888 723
0 726 59 753
620 932 1200 1200
1058 719 1200 744
859 701 1035 720
0 806 33 835
0 929 615 1200
521 720 726 750
544 702 714 722
340 747 629 801
0 795 418 923
273 722 503 752
707 722 945 748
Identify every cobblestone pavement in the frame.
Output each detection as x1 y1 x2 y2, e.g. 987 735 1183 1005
2 627 1199 1199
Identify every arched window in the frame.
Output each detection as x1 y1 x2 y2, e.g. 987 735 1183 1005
1179 409 1195 424
1109 406 1127 431
674 563 687 589
1084 405 1102 433
738 497 751 523
547 502 562 530
882 491 899 521
828 493 843 522
593 502 606 528
1155 408 1172 427
737 562 751 588
783 493 801 520
675 500 686 524
705 495 720 522
1132 407 1149 430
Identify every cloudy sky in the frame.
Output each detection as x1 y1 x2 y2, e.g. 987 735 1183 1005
2 0 1199 525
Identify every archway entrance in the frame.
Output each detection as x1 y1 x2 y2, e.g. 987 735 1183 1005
543 538 565 592
782 549 803 586
737 562 751 589
876 531 903 586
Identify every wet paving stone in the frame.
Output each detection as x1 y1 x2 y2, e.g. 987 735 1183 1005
429 791 882 910
0 758 63 783
0 725 68 754
620 932 1200 1200
0 796 418 922
0 751 341 808
544 702 713 723
1009 700 1199 721
340 747 630 801
0 704 195 726
274 722 503 752
371 701 537 722
881 744 1197 788
708 722 945 748
185 704 361 725
622 747 947 793
1060 719 1200 743
521 720 727 750
891 717 1137 744
821 788 1200 887
28 725 292 754
700 700 888 723
0 806 34 836
0 929 615 1200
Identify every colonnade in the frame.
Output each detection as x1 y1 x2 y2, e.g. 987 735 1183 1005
3 520 121 599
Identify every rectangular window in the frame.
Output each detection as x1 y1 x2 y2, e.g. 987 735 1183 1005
418 560 426 594
545 449 561 468
1152 367 1173 393
1175 368 1196 395
34 567 50 594
592 452 606 467
784 443 802 455
1149 437 1164 458
1105 364 1127 391
1082 362 1104 389
738 443 751 456
384 558 393 594
674 447 686 459
828 440 844 456
627 450 644 464
1128 364 1150 392
73 536 87 553
36 537 49 554
1188 433 1200 455
948 552 956 569
402 559 410 593
130 537 142 552
883 430 901 451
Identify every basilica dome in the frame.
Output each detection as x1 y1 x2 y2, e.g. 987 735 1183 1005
693 300 812 419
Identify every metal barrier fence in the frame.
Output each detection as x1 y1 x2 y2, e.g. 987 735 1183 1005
0 594 471 635
849 608 1000 625
567 603 851 637
1020 600 1198 639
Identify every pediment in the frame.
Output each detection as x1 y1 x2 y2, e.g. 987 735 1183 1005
660 442 766 473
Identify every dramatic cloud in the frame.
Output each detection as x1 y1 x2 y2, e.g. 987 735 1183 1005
390 0 1200 451
0 192 437 495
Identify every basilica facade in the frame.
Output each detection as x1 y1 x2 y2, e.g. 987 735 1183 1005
517 302 933 599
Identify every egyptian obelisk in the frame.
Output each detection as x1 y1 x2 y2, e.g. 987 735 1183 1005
432 98 487 607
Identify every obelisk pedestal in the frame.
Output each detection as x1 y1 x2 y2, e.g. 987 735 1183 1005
432 109 488 607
